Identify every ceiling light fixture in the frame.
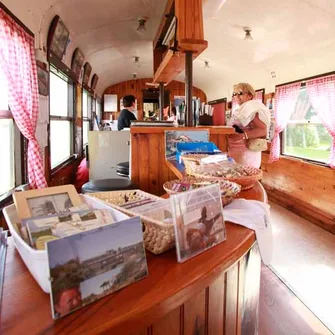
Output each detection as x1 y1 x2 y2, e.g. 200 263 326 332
244 27 253 40
204 60 210 68
137 17 147 32
133 73 137 79
134 56 140 63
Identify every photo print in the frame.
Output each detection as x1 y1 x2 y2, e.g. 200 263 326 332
47 216 148 319
171 184 226 263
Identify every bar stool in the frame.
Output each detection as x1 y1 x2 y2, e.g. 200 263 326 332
81 178 136 194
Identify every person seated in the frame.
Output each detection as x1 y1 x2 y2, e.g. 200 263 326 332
118 95 137 130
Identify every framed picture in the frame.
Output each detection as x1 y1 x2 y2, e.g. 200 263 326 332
36 60 49 96
47 15 70 60
171 184 226 263
91 74 99 90
13 185 83 220
71 48 85 79
82 62 92 86
47 216 148 319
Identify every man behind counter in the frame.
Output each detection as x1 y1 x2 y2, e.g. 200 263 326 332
118 95 137 130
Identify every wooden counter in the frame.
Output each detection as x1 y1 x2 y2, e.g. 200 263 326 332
130 126 235 196
1 230 259 335
1 184 265 335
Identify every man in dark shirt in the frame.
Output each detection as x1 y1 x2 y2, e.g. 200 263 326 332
118 95 137 130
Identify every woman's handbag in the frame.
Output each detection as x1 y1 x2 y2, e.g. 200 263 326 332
247 138 268 151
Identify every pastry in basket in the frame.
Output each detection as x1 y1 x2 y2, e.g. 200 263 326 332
186 161 262 190
163 176 241 206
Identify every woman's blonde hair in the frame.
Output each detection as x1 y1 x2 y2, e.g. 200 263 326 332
233 83 256 99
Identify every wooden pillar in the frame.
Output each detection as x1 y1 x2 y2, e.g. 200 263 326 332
159 82 165 120
185 51 193 126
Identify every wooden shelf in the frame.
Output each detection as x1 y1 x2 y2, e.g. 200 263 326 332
153 40 208 84
153 0 207 84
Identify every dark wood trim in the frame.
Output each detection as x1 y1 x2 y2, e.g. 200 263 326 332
50 154 77 175
208 98 227 105
21 135 28 185
255 88 265 103
276 70 335 88
50 115 72 121
83 83 94 95
48 52 79 83
0 110 12 118
0 3 34 37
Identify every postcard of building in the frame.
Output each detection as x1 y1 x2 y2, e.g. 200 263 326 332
24 209 117 249
171 184 226 263
47 216 148 319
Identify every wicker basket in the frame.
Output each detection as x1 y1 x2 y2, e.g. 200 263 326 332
163 177 241 206
85 190 176 255
184 161 263 190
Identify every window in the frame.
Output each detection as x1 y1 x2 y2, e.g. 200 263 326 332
96 98 102 122
49 67 74 168
0 66 23 196
82 90 92 146
283 87 332 163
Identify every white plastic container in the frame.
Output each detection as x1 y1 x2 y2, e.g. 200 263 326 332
2 195 130 293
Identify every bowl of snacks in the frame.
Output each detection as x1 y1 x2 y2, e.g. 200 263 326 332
185 161 263 190
163 176 241 206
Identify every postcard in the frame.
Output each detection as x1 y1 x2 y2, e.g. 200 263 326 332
24 209 116 250
171 184 226 263
165 130 209 159
47 216 148 319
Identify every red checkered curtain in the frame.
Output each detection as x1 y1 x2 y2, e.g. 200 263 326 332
306 75 335 168
269 82 301 163
0 9 47 189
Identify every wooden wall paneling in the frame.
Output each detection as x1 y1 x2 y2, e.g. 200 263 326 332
208 272 225 335
131 134 140 189
261 153 335 233
48 160 79 187
183 290 206 335
240 244 261 335
148 134 160 195
225 262 239 335
152 307 181 335
138 134 150 192
103 78 207 120
237 257 245 335
130 329 148 335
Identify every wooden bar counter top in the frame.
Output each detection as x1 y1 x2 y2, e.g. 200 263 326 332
1 179 265 335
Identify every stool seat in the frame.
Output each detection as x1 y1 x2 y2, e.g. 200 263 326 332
81 178 135 193
116 161 129 177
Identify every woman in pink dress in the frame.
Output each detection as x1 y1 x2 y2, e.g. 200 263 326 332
228 83 271 168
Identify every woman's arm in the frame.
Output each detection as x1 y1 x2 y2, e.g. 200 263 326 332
229 113 267 141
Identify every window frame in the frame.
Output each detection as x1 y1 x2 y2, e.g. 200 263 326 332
82 89 92 147
0 108 25 199
49 66 75 170
281 84 331 166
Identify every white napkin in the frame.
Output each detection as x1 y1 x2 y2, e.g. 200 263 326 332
223 199 273 265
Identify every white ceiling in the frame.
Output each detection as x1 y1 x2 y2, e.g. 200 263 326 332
4 0 335 100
